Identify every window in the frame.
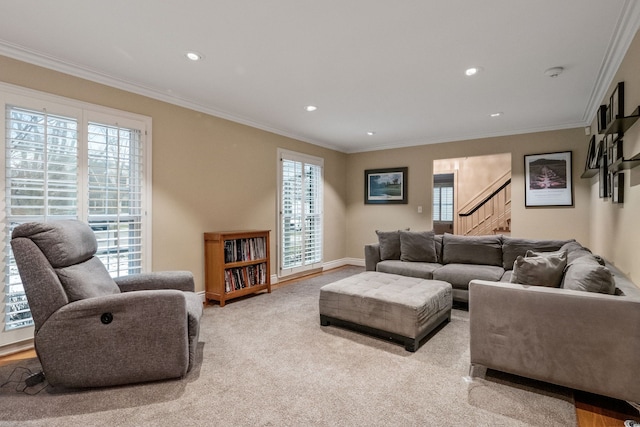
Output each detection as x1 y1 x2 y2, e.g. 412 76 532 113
433 174 454 222
1 84 151 348
278 149 323 277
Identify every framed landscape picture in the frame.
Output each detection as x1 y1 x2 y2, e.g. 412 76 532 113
364 167 408 204
524 151 573 207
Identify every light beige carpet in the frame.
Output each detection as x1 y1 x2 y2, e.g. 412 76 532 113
0 266 576 426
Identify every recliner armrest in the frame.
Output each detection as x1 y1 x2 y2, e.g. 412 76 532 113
114 270 195 292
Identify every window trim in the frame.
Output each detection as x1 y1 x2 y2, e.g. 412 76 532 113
277 148 324 278
0 82 152 347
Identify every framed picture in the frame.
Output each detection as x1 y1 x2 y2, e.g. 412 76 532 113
609 81 625 122
612 172 624 204
597 105 608 133
585 135 597 170
364 167 408 204
599 151 609 198
524 151 573 207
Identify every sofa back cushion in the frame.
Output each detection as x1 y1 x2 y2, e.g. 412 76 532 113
442 234 502 266
502 237 573 270
399 230 437 262
562 255 615 294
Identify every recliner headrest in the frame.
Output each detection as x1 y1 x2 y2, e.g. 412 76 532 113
12 220 98 268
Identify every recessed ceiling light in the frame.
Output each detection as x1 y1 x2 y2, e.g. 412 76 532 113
465 66 482 76
366 131 376 136
185 52 202 61
304 105 318 112
490 112 503 117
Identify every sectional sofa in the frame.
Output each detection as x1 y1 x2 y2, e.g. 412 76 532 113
364 230 640 403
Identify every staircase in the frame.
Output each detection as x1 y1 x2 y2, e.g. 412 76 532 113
457 172 511 236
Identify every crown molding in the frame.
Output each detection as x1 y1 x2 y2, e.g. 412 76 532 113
583 0 640 124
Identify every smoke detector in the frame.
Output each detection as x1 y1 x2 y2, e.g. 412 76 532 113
544 67 564 78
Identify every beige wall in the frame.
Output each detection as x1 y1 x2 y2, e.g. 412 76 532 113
0 55 348 292
345 128 591 258
587 30 640 282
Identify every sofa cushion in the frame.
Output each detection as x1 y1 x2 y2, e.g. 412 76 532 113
510 250 567 287
400 230 437 262
433 263 505 290
442 234 502 266
560 241 592 264
376 230 403 260
376 260 441 280
55 257 120 302
501 236 573 270
434 234 443 264
562 256 615 294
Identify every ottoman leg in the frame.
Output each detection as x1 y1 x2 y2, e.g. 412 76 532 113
405 339 419 352
320 314 330 326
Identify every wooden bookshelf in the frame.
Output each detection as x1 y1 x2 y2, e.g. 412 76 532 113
204 230 271 307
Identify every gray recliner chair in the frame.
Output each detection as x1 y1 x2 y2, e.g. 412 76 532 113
10 220 203 388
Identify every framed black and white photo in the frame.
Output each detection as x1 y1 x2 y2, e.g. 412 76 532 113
609 81 625 122
612 172 624 204
597 104 608 133
524 151 573 207
364 167 408 204
585 135 597 170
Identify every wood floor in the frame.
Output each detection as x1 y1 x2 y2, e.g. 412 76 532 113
2 266 638 426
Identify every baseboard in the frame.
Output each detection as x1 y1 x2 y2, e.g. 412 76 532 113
0 338 34 357
198 258 365 304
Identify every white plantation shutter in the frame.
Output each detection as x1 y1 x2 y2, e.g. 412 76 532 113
1 85 151 348
278 149 323 277
4 106 79 331
87 121 144 276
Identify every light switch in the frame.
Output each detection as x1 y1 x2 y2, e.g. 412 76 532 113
417 206 423 213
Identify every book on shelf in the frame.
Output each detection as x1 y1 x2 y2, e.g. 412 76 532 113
223 237 267 263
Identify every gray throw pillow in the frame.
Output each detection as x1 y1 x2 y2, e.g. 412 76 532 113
376 229 405 260
56 257 120 302
510 250 567 287
400 230 437 262
562 256 615 294
501 236 572 270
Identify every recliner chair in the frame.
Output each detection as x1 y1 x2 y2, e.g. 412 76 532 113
10 220 203 388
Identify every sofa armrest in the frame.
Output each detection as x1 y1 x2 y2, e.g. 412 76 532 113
36 290 190 387
469 280 640 403
364 243 381 271
114 270 195 292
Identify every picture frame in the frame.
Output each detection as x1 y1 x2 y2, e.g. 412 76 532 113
597 104 608 133
585 135 597 170
524 151 573 207
599 150 609 198
364 167 408 204
612 172 624 204
609 81 625 122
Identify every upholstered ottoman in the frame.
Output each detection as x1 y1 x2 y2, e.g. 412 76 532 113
319 272 452 351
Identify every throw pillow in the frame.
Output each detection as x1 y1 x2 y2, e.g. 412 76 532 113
399 230 437 262
56 257 120 302
510 250 567 287
562 256 615 294
376 229 405 260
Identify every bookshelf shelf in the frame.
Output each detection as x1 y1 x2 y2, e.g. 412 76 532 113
204 230 271 307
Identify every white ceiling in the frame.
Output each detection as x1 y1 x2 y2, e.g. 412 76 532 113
1 1 639 153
